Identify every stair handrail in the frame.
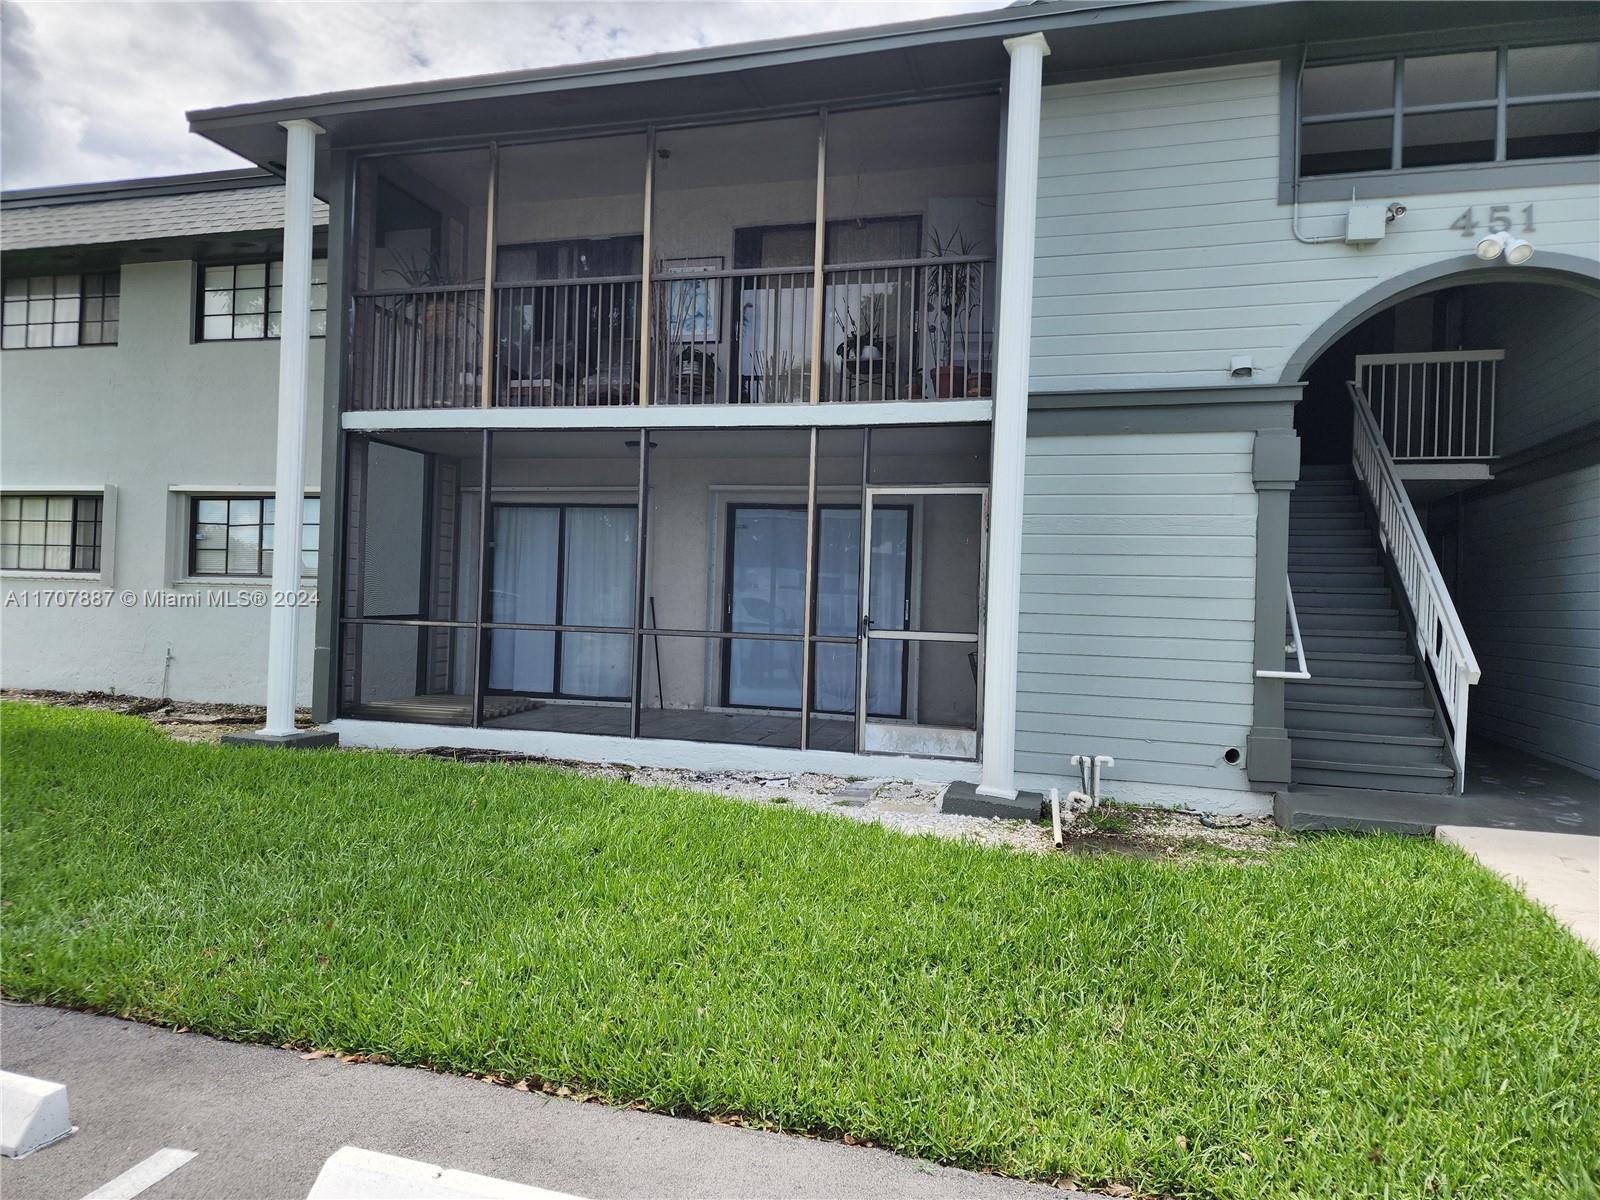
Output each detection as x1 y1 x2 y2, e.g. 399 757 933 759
1347 381 1481 791
1256 576 1310 680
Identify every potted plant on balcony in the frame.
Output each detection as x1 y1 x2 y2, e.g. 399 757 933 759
924 226 983 398
381 249 482 403
835 300 887 379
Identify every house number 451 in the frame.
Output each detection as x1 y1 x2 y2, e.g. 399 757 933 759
1452 204 1535 237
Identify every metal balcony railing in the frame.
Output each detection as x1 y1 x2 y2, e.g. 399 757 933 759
346 255 995 412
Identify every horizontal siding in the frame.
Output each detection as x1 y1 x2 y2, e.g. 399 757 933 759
1016 431 1257 792
1031 62 1600 390
1462 285 1600 457
1458 465 1600 778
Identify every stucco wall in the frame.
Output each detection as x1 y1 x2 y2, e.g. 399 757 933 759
1031 61 1600 391
0 258 326 703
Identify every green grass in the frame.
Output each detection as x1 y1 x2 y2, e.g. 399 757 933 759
3 701 1597 1199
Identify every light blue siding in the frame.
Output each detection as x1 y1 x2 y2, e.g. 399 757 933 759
1463 284 1600 457
1017 431 1258 791
1458 465 1600 778
1032 63 1600 391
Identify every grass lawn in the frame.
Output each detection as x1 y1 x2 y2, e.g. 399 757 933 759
3 701 1597 1199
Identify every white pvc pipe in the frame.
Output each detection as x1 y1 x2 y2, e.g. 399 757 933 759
262 119 323 736
976 31 1049 802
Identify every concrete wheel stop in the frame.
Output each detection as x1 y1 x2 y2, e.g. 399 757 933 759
0 1070 73 1159
307 1146 582 1200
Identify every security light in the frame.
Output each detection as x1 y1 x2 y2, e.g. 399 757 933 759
1475 230 1510 261
1503 236 1535 265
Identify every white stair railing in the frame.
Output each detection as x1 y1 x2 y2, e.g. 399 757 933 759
1256 576 1310 680
1348 381 1481 793
1354 350 1502 461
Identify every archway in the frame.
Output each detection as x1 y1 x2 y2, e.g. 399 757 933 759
1280 254 1600 813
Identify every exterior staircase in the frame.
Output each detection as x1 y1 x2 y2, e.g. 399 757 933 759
1285 465 1456 794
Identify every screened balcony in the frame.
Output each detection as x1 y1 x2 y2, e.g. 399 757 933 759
346 97 998 412
338 425 991 760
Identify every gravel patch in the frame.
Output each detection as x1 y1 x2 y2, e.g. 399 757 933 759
5 689 1285 860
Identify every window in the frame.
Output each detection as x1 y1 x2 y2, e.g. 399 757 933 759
1298 41 1600 177
200 259 327 341
189 496 320 578
1 495 102 571
1 273 119 349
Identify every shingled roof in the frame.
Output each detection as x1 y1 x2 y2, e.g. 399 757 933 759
1 173 329 253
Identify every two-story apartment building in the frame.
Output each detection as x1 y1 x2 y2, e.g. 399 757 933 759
4 0 1597 821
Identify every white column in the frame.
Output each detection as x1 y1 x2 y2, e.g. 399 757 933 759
977 32 1049 800
261 119 323 736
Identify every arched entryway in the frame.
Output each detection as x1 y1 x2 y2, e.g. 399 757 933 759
1279 258 1600 824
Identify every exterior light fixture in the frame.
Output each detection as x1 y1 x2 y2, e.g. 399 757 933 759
1474 230 1534 264
1475 230 1510 260
1230 355 1255 379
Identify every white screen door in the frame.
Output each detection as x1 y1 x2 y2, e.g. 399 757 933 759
859 486 986 760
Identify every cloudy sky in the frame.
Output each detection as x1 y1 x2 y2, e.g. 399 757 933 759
1 0 1006 190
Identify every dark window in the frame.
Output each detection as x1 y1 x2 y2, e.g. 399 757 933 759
1 272 119 349
189 495 320 577
1299 41 1600 176
1 494 102 571
201 260 327 341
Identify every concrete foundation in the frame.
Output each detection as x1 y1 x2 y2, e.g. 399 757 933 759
221 729 340 750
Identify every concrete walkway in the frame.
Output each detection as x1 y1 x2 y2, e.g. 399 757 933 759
1437 826 1600 951
0 1003 1077 1200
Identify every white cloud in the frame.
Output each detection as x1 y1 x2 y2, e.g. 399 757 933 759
1 0 1004 189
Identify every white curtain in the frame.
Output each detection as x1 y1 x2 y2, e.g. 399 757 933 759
489 507 558 693
560 507 635 698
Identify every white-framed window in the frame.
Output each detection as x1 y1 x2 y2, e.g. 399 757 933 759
1 494 104 571
200 259 328 341
1 272 120 349
187 495 320 578
1299 41 1600 177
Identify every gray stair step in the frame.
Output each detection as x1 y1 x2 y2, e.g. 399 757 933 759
1286 553 1376 569
1291 567 1387 588
1286 699 1438 736
1272 788 1452 837
1299 628 1408 652
1291 515 1369 531
1291 498 1363 514
1287 675 1427 707
1292 586 1393 609
1295 607 1402 633
1291 758 1455 795
1290 728 1446 768
1290 531 1375 549
1304 650 1419 680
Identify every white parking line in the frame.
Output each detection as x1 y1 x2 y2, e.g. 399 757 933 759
79 1148 197 1200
